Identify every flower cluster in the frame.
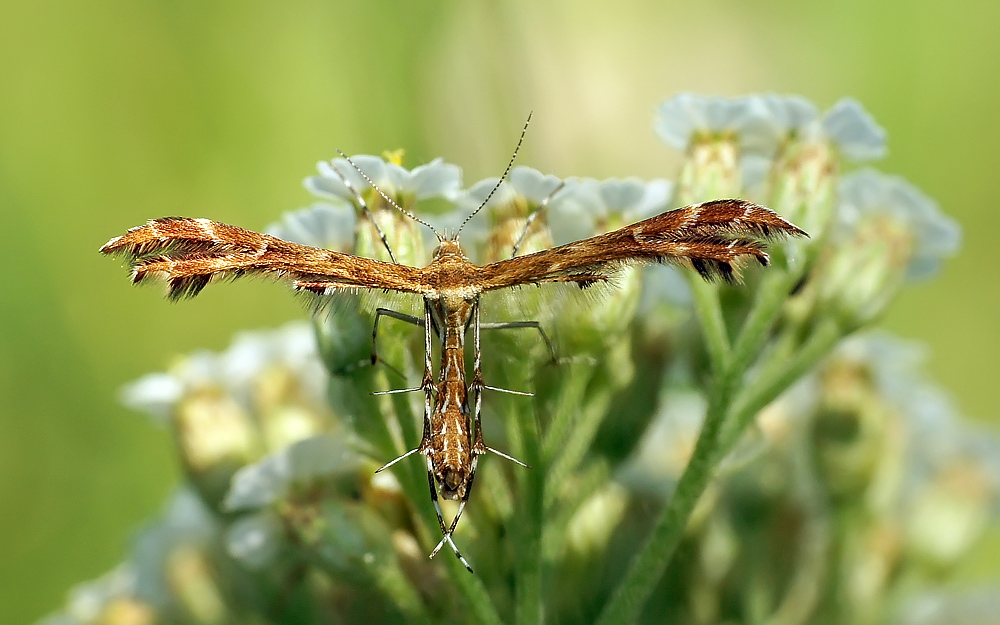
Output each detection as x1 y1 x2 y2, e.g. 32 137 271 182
44 94 995 625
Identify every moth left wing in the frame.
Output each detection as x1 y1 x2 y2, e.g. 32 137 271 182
476 199 806 291
100 217 428 300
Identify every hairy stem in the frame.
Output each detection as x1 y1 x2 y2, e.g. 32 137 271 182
688 278 730 372
596 269 815 624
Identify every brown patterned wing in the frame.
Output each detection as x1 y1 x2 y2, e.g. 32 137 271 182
100 217 428 300
476 200 807 291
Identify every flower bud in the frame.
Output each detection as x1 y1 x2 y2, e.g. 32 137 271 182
812 170 959 326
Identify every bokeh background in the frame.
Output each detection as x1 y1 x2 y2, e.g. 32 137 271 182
2 0 998 622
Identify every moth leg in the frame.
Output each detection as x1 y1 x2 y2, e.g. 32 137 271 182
423 455 449 536
371 307 425 382
510 180 566 258
480 320 559 364
471 304 530 468
372 387 425 396
483 445 529 468
428 454 476 573
419 301 436 409
417 301 477 565
329 163 398 264
374 447 420 472
482 385 533 397
373 303 435 472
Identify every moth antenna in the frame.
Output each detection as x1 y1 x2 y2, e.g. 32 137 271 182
329 162 398 263
510 179 566 258
457 111 532 236
335 150 443 241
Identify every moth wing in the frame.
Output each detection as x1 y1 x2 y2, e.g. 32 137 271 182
476 199 806 291
100 217 428 302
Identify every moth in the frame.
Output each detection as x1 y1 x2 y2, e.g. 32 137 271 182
101 119 806 572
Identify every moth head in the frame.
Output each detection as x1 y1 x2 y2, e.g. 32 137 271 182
432 239 468 261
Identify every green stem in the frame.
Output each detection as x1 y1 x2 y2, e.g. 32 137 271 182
594 354 739 625
301 540 433 625
449 559 506 625
541 364 595 459
387 438 504 625
593 314 842 625
724 318 843 452
596 269 811 625
368 561 435 625
543 386 614 509
730 272 796 367
688 278 730 372
514 395 545 625
762 411 832 625
541 460 611 561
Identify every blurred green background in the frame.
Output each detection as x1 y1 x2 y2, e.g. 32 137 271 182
2 0 998 622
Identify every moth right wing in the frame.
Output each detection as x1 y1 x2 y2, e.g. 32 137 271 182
476 199 806 292
100 217 428 300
